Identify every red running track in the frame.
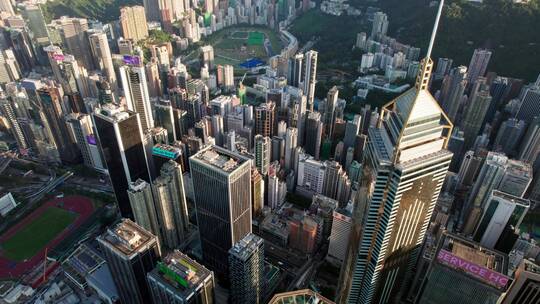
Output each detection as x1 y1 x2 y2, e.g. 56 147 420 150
0 196 94 279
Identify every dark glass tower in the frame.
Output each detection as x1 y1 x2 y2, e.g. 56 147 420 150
97 219 161 304
189 145 252 278
92 103 151 218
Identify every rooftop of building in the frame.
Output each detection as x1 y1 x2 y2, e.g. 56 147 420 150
268 289 335 304
86 263 119 301
209 95 233 105
94 103 132 122
62 244 105 286
311 194 338 214
256 101 276 110
229 234 264 262
440 233 507 274
491 190 530 207
98 219 156 257
505 159 533 177
128 178 149 192
261 214 289 239
200 45 213 52
150 250 212 295
152 144 181 159
191 145 247 173
523 259 540 274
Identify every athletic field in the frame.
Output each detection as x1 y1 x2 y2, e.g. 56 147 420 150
0 196 94 279
202 26 283 70
2 207 77 261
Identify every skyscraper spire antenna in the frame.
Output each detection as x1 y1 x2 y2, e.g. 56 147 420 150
426 0 445 60
415 0 445 91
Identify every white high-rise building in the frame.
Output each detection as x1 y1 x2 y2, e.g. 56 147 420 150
223 64 234 90
327 206 353 267
297 153 326 195
371 12 389 39
120 65 154 130
89 31 117 91
473 190 530 250
65 113 104 170
360 53 374 72
284 127 298 171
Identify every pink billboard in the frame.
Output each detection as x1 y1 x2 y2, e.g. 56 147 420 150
52 54 65 61
437 249 509 289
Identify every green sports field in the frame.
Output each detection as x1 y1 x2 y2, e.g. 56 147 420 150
247 32 264 45
1 207 77 261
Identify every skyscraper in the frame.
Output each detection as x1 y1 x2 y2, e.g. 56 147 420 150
472 190 529 252
65 112 103 170
343 3 454 302
143 0 161 22
254 135 271 175
223 64 235 91
461 83 491 151
189 146 252 277
499 259 540 304
324 86 338 139
92 104 151 218
147 250 215 304
255 102 276 137
516 83 540 124
120 64 154 130
154 99 177 143
303 50 318 111
434 58 453 80
0 49 21 83
152 161 190 249
119 6 149 42
37 85 79 163
146 59 162 97
288 53 303 87
518 116 540 164
463 153 532 235
0 94 28 152
439 66 467 122
200 45 215 70
304 112 323 159
327 206 353 267
284 127 298 171
251 168 264 217
127 179 161 241
43 47 90 98
49 16 93 69
371 12 389 39
493 118 526 156
229 233 264 304
467 48 492 87
89 31 117 92
19 3 50 45
97 219 161 304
